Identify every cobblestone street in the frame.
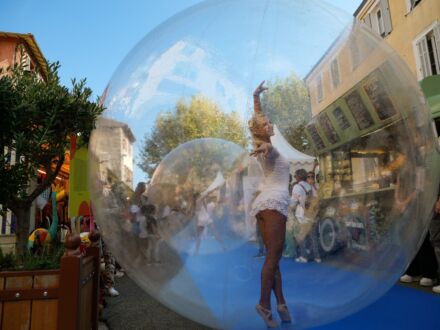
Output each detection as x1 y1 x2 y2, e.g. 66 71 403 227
102 274 212 330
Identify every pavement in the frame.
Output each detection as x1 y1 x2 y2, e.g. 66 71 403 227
99 271 439 330
101 274 212 330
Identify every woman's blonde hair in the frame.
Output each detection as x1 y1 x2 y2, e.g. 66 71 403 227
248 113 270 147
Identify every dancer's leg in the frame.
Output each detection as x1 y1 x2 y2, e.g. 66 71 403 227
273 265 286 305
257 210 286 309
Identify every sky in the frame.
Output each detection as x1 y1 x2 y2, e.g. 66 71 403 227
0 0 362 184
0 0 362 99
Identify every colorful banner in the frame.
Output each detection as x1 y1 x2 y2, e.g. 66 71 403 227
68 147 91 218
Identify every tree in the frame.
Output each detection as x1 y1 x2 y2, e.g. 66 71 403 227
260 74 313 153
0 62 104 256
139 95 247 178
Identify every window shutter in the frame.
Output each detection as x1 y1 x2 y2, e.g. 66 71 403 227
22 53 31 71
416 37 431 78
330 59 340 88
316 76 323 103
380 0 392 36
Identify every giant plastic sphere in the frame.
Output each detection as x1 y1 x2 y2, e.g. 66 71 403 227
149 138 249 255
89 0 439 328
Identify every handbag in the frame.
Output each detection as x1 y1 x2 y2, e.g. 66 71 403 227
290 205 313 243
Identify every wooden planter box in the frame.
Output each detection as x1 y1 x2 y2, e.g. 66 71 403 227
0 240 100 330
0 269 60 329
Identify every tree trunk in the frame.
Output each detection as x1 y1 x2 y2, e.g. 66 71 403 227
14 203 32 258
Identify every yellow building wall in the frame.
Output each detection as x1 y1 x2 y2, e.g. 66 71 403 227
307 0 440 117
307 29 389 116
357 0 440 78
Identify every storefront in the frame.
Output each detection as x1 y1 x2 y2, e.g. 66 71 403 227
305 68 440 255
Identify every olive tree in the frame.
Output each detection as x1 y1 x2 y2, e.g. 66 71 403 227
0 62 104 256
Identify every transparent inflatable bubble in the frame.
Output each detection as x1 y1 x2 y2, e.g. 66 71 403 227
149 138 249 255
89 0 439 328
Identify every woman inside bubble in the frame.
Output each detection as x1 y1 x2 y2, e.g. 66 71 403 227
194 189 225 255
249 81 291 327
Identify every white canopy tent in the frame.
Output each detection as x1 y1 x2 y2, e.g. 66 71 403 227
270 125 316 173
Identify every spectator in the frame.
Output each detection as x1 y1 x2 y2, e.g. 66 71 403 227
290 169 321 263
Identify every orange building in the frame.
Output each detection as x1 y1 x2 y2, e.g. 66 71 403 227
0 31 47 80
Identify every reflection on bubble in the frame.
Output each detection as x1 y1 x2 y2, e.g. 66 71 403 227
89 0 438 328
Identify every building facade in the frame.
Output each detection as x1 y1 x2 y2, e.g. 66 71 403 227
94 117 136 190
0 32 48 252
0 31 47 80
356 0 440 81
306 0 439 118
300 1 439 254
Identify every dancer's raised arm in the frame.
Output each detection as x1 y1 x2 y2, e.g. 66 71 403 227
249 81 273 156
253 80 268 115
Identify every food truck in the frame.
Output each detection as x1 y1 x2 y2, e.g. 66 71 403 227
305 66 440 256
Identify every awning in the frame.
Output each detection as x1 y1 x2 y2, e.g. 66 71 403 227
271 125 316 171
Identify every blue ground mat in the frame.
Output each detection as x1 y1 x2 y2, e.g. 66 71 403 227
316 285 440 330
162 236 440 329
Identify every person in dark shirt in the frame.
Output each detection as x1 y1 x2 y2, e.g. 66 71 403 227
140 204 162 265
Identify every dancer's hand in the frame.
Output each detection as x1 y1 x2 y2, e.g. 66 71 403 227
250 142 272 158
253 81 268 96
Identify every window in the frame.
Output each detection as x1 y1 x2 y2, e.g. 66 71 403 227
330 58 340 89
426 31 439 75
318 113 339 144
364 79 397 120
411 0 422 8
361 0 392 38
307 123 325 150
375 9 385 37
345 90 374 130
407 0 422 12
363 78 397 120
415 24 440 79
316 75 323 103
333 107 351 130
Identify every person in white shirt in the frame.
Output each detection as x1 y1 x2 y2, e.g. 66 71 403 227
194 191 224 255
290 169 321 263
